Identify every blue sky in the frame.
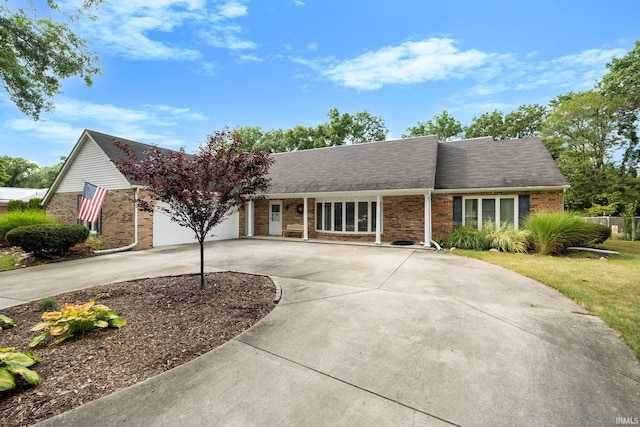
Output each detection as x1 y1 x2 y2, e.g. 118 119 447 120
1 0 638 167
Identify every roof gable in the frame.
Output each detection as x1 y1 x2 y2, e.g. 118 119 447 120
435 137 568 190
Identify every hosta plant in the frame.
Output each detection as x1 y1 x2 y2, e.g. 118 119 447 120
0 314 16 332
29 300 126 347
0 347 41 391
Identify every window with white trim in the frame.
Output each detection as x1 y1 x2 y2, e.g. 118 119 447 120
316 199 379 233
463 196 518 229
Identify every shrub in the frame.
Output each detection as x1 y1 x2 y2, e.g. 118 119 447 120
29 300 126 347
38 297 60 312
0 210 57 244
523 211 606 255
0 347 40 391
26 198 44 211
0 314 16 332
6 224 89 255
6 200 26 212
84 234 104 250
483 221 531 253
447 226 490 250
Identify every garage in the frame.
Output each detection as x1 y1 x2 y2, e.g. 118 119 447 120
153 203 239 247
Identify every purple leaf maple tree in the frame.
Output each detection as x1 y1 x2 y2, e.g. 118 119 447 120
113 129 273 289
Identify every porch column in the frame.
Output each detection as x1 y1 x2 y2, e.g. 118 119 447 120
247 200 254 237
375 195 382 245
424 191 432 247
303 197 309 241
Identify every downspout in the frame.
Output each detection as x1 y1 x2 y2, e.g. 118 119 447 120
93 186 140 255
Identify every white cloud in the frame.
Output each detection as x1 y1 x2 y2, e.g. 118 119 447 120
218 1 248 18
5 98 208 149
321 38 492 90
468 47 627 96
76 0 255 60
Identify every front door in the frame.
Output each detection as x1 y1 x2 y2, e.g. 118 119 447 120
269 201 283 235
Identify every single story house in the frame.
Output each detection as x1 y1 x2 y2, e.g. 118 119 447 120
43 129 568 250
0 187 48 213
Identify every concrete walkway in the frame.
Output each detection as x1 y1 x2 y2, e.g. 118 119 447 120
2 239 639 426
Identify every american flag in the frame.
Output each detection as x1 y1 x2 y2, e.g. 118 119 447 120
78 182 108 223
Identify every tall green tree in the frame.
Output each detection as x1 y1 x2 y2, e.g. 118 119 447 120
0 156 38 187
23 158 64 188
464 104 547 140
464 110 506 139
0 157 9 186
233 108 388 152
0 1 101 120
503 104 548 139
403 110 462 140
542 90 628 212
600 40 640 168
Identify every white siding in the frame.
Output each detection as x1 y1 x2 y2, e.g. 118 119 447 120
57 135 130 193
153 204 239 247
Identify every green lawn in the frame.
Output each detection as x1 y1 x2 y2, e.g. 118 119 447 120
454 240 640 361
0 253 19 272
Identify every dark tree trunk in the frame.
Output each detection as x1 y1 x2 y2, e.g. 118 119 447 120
199 239 205 290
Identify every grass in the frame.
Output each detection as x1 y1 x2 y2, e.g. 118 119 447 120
454 239 640 361
0 254 19 272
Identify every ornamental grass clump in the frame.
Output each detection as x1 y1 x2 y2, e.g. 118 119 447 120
523 211 606 256
29 300 126 347
0 347 40 392
483 221 531 253
447 226 491 250
0 210 57 244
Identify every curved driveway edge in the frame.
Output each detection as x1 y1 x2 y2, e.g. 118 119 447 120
2 239 638 426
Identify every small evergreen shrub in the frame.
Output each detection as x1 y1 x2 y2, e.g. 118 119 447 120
26 198 44 211
0 210 57 244
483 221 531 253
6 200 26 212
6 224 89 255
447 226 490 250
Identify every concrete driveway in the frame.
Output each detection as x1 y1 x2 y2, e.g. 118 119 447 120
2 239 639 426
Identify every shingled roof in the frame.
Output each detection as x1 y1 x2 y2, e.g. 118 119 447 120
79 130 567 194
435 137 568 190
266 136 439 194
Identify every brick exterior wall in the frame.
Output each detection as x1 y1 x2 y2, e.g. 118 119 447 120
46 189 154 251
245 190 565 244
431 190 565 241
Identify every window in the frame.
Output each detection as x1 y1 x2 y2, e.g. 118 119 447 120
462 196 518 229
316 199 379 233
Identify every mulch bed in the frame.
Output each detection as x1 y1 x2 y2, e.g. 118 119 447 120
0 271 277 427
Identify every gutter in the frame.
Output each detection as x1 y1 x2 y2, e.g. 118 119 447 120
93 186 140 255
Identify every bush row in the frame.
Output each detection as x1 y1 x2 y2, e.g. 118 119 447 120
447 212 611 255
6 224 89 255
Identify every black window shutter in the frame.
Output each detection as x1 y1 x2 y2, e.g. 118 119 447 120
518 195 530 226
453 196 462 226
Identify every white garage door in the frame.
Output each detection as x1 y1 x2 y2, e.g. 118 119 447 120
153 203 239 247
